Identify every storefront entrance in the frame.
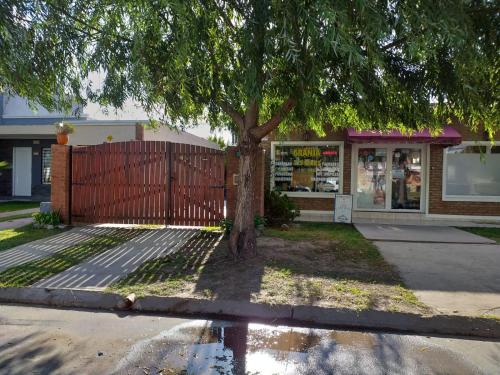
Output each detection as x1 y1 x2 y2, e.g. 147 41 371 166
352 144 426 212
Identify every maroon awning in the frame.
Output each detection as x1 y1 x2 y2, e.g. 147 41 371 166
346 126 462 145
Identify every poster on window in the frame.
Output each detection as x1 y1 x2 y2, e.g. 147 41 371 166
334 194 353 223
272 144 341 193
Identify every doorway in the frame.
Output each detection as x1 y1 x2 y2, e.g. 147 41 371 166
352 144 426 212
13 147 32 197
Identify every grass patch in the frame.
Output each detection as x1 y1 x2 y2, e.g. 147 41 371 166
0 201 39 213
461 227 500 243
264 223 385 264
0 213 33 223
109 224 429 314
0 225 67 253
0 228 143 287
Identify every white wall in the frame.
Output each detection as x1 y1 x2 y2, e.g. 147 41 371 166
68 124 136 145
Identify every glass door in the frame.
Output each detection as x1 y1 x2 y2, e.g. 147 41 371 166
354 145 425 211
391 148 422 210
355 148 387 209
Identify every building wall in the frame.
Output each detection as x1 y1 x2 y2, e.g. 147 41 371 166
265 124 500 217
428 144 500 216
68 124 137 145
0 138 56 199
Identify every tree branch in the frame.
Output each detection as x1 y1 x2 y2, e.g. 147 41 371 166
220 102 244 128
250 97 296 140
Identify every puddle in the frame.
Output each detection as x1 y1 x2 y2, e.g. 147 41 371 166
114 320 484 375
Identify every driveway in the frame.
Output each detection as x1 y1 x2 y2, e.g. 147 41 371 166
34 227 200 290
355 223 495 244
355 224 500 316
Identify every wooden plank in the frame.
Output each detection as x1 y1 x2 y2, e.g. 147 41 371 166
158 142 164 224
166 142 172 225
193 145 199 226
133 141 140 224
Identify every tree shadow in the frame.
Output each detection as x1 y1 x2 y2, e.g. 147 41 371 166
0 331 76 375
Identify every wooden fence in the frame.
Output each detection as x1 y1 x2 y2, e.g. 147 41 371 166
71 141 224 226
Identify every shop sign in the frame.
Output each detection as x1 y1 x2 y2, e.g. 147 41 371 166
334 194 353 223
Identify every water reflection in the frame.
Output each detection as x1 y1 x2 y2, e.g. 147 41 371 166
115 320 482 375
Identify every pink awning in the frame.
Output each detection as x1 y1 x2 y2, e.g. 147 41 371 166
346 126 462 145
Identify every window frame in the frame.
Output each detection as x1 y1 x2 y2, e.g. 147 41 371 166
41 147 52 185
442 141 500 202
270 141 344 198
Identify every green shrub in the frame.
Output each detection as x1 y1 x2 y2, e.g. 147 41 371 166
264 190 300 226
33 211 62 227
219 215 267 237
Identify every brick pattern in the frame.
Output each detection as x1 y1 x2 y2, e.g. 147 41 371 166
51 145 72 224
225 146 265 220
428 144 500 216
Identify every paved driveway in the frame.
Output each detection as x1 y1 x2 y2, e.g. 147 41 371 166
355 223 495 244
355 224 500 316
34 227 202 290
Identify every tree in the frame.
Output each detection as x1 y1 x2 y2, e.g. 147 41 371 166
208 135 229 150
0 1 498 258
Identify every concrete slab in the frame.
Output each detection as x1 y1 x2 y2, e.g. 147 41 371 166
0 217 33 230
355 223 495 244
0 207 39 218
0 226 125 272
375 241 500 316
33 228 205 290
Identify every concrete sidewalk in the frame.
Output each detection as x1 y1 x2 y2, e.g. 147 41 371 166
34 228 202 290
0 217 33 230
355 224 495 244
0 207 39 219
375 241 500 316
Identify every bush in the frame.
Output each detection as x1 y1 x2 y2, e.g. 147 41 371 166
33 211 62 227
219 215 267 237
264 190 300 226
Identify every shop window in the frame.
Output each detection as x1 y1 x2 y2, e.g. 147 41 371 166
271 142 343 197
41 148 52 184
443 142 500 202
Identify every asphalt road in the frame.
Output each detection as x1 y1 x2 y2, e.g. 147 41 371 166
0 304 499 375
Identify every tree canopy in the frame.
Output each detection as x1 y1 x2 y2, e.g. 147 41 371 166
1 0 498 137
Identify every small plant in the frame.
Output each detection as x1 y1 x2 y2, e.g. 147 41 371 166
55 122 75 135
106 134 113 142
264 190 300 227
219 215 267 237
33 210 62 228
219 218 233 236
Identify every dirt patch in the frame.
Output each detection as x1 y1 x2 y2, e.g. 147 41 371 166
109 228 431 315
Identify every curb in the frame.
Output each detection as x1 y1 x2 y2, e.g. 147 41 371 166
0 287 498 339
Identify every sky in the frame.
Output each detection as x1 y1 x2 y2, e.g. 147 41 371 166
84 72 232 143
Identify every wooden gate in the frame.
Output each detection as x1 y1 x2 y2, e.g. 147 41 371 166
71 141 225 226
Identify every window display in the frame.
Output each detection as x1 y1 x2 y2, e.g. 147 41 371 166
271 143 342 195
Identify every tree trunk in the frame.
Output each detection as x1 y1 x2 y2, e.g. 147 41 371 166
229 122 260 259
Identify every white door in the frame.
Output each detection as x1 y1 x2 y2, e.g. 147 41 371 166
13 147 32 196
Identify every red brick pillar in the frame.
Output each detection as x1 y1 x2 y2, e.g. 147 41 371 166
225 146 265 220
51 145 72 224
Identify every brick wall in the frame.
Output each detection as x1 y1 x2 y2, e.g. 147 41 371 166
225 146 265 220
51 145 72 223
428 144 500 216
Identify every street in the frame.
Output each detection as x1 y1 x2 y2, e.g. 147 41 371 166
0 304 499 374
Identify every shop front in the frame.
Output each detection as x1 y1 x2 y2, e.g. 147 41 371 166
268 125 500 222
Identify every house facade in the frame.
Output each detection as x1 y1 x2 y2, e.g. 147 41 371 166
263 122 500 222
0 94 219 201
